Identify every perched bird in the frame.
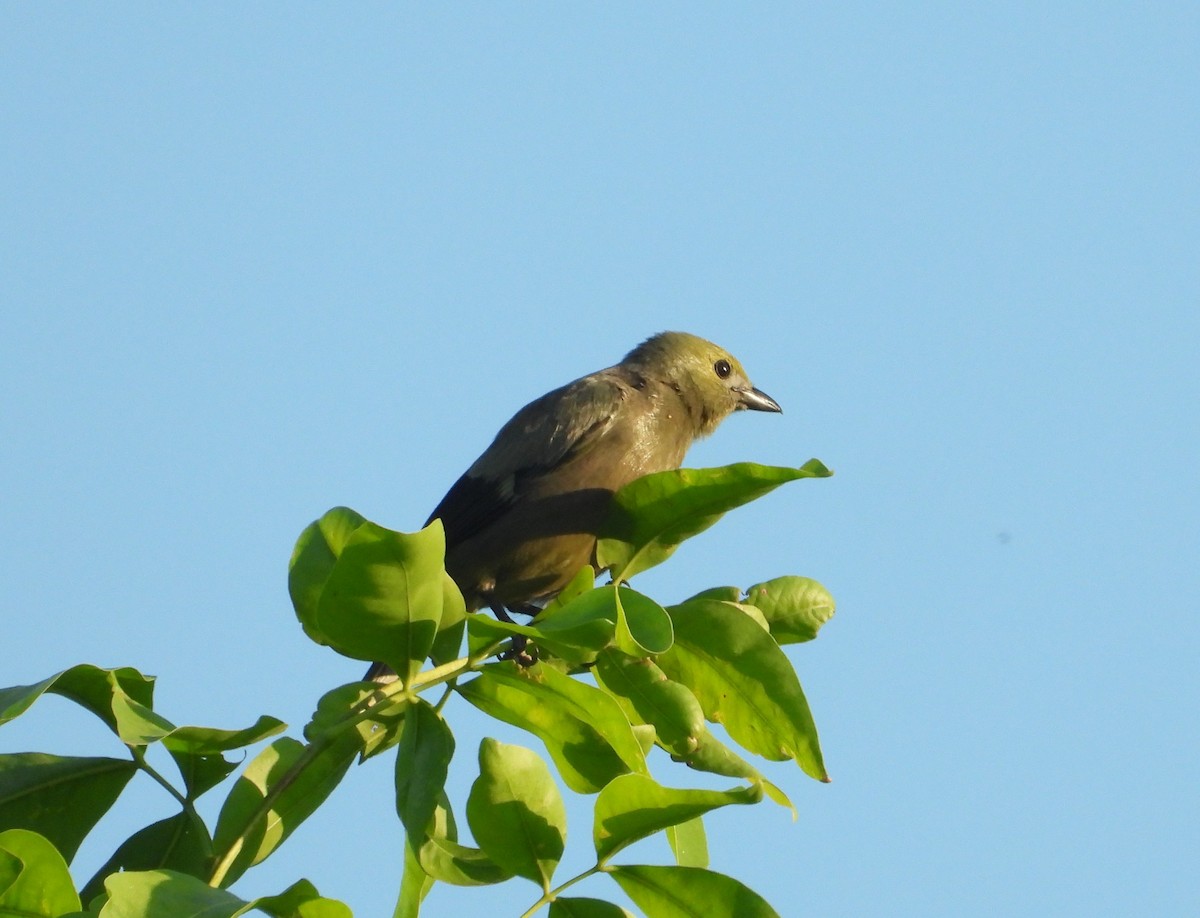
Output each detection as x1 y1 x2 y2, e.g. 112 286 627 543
366 331 780 681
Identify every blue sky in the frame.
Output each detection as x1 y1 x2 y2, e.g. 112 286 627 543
2 5 1197 916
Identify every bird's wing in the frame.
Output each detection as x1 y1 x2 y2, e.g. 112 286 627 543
426 371 628 547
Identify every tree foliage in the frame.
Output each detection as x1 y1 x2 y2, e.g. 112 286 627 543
0 460 834 917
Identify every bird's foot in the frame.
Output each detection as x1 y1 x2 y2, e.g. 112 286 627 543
500 637 539 667
490 602 539 667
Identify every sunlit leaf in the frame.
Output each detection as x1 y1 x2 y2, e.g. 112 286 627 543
100 869 349 918
466 739 565 890
593 651 705 758
417 795 510 887
0 664 173 747
163 716 287 800
396 832 434 917
610 864 780 918
742 576 836 644
666 817 707 868
680 586 741 604
597 460 832 581
210 730 360 887
593 774 759 863
304 682 406 762
313 521 446 686
675 733 794 813
466 612 614 667
457 664 629 794
549 897 634 918
430 572 468 665
659 600 828 781
0 828 81 915
614 588 673 656
535 665 648 777
288 506 369 646
539 566 597 616
253 878 353 918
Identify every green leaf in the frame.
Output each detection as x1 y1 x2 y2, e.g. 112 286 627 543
614 588 673 656
416 795 511 887
101 869 352 918
742 576 836 644
0 828 81 915
549 897 634 918
466 739 566 891
288 506 369 646
0 665 174 747
596 460 832 580
681 586 742 604
162 716 287 800
609 865 780 918
304 682 407 761
313 520 446 686
666 817 708 868
210 731 360 887
80 813 211 903
593 775 759 864
675 733 794 814
430 572 468 665
0 754 136 862
162 717 288 756
539 565 597 615
457 664 629 794
252 878 353 918
395 701 454 847
0 846 20 896
466 610 614 667
418 835 511 887
102 869 243 917
0 673 60 726
591 652 795 813
534 666 648 777
593 651 706 758
659 600 828 782
396 832 434 918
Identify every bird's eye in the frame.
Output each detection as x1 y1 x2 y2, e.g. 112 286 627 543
714 359 732 379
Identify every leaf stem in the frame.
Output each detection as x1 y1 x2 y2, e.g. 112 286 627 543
206 640 508 889
518 865 604 918
129 745 192 812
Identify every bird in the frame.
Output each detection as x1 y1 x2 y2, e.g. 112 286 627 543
365 331 781 682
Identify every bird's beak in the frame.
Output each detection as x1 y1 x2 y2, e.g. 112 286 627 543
737 386 782 413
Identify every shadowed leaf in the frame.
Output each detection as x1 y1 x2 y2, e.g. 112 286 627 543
81 812 211 902
0 754 135 861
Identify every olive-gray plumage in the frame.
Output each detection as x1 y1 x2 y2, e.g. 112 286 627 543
365 332 779 681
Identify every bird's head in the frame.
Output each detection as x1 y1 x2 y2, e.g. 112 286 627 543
623 331 781 437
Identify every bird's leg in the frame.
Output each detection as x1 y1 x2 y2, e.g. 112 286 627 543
489 602 538 667
490 603 517 625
